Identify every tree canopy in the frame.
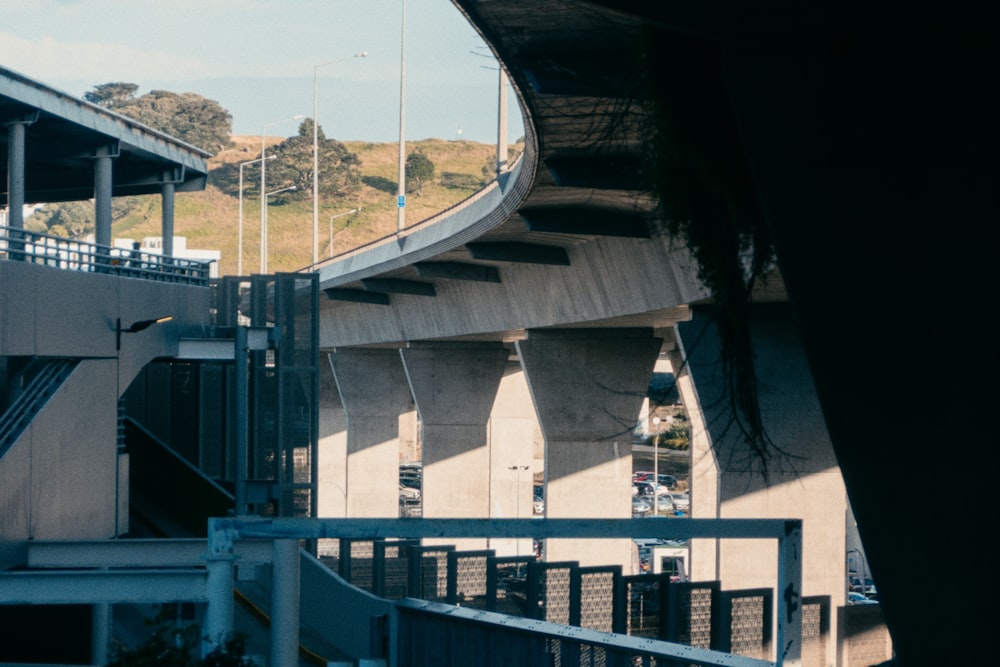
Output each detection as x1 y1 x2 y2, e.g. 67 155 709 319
211 118 362 201
84 83 233 152
268 118 362 198
405 148 435 195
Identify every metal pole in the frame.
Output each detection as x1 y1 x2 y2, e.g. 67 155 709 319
203 553 236 657
313 68 320 267
238 163 245 276
240 156 273 277
776 522 803 666
652 417 660 514
260 130 267 274
497 69 508 175
271 539 301 667
396 0 407 233
235 326 248 514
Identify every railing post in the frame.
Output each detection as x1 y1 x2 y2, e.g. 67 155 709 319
271 538 301 667
775 520 803 666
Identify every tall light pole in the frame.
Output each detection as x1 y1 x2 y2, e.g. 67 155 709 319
313 52 367 266
396 0 407 234
238 155 274 276
497 68 509 176
508 464 529 565
260 115 303 274
262 186 298 273
652 417 661 514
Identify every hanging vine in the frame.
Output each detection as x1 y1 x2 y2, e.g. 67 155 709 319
636 27 786 478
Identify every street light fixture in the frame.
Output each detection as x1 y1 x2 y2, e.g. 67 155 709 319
238 155 275 275
115 315 173 351
260 115 303 274
313 52 367 266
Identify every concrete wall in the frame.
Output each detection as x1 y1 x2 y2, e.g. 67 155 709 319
0 260 211 568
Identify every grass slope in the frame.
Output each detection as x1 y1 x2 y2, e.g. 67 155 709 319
112 136 516 276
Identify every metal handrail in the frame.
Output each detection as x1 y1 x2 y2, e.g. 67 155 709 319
0 225 210 285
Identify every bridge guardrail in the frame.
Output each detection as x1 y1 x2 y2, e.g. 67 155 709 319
1 225 210 285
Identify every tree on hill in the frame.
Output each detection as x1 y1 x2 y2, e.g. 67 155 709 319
213 119 361 201
270 119 362 198
84 83 233 152
405 148 435 195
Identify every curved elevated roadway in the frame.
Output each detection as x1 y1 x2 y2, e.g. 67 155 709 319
314 3 751 348
312 2 999 665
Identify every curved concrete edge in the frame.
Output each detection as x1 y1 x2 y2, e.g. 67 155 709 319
317 126 539 288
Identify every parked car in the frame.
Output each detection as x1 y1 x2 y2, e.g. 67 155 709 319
533 495 544 515
849 576 877 597
399 484 420 500
631 497 651 515
657 474 678 489
847 591 878 605
633 481 670 497
399 475 421 492
399 496 422 518
668 492 689 513
650 494 675 513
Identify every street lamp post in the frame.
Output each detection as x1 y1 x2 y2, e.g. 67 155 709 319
652 417 661 514
508 464 529 566
260 115 303 274
262 186 297 272
313 52 366 266
397 0 407 234
238 155 275 276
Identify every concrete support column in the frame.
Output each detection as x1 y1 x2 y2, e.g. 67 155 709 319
488 361 541 557
5 121 28 230
674 304 841 666
161 179 175 258
328 349 414 518
516 329 661 569
270 539 301 667
317 355 347 522
93 143 118 248
401 342 509 550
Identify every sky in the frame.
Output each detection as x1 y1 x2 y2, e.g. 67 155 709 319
0 0 524 145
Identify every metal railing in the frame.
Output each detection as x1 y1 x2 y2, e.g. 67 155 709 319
0 225 210 285
205 517 805 667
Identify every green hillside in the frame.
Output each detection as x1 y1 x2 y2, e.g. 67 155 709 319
111 136 520 276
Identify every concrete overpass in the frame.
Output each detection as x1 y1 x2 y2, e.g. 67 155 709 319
312 2 997 665
1 1 993 665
